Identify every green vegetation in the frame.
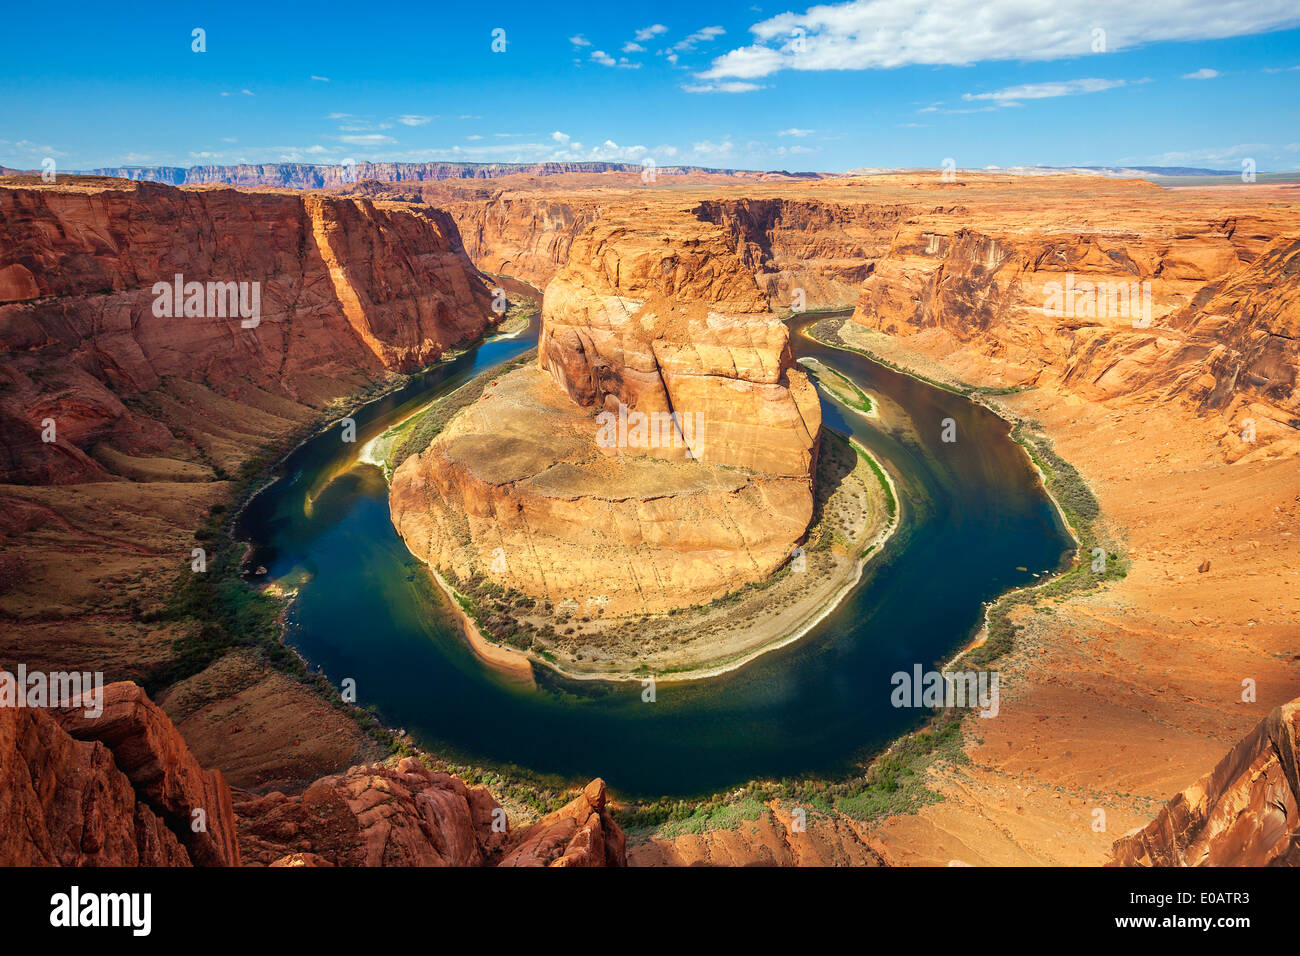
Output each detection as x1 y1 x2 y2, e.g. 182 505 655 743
614 711 966 836
802 357 875 414
807 318 1030 398
379 349 537 475
963 421 1126 668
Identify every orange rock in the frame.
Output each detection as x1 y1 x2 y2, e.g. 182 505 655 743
0 682 236 866
499 778 626 867
1111 699 1300 866
0 177 496 484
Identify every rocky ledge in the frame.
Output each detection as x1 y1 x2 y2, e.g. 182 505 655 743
0 680 625 867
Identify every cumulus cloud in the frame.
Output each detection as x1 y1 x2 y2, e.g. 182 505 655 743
591 49 641 68
397 115 433 126
623 42 645 53
1181 67 1221 79
635 24 669 42
569 34 591 47
552 131 570 143
700 0 1300 79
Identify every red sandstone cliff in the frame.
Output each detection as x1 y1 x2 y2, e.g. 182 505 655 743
0 680 626 867
0 682 239 866
390 205 823 620
1111 699 1300 866
0 176 496 484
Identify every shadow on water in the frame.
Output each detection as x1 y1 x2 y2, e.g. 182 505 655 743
237 311 1074 798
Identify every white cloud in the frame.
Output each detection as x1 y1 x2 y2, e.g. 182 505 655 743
701 0 1300 79
339 121 393 131
552 131 571 143
397 115 433 126
692 139 735 157
569 34 591 47
779 127 814 136
591 49 641 68
1147 143 1267 163
241 89 254 96
674 26 726 52
963 77 1130 104
635 24 669 42
683 81 763 93
623 42 645 53
1181 68 1221 79
338 134 398 146
0 139 66 159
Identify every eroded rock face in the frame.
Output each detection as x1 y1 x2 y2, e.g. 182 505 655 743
0 681 239 866
390 365 814 615
694 197 912 308
1 681 626 868
849 204 1299 458
539 210 821 477
499 778 627 867
1111 700 1300 866
391 207 821 618
0 177 496 484
235 756 509 867
235 757 625 868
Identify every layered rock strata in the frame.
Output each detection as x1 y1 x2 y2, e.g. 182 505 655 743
391 208 821 617
0 176 496 484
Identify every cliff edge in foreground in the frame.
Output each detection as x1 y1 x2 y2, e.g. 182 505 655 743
1111 699 1300 866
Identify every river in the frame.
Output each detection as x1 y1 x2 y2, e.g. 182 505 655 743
236 311 1073 798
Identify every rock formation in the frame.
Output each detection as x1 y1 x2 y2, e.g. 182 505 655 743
694 197 912 308
1111 699 1300 866
0 679 626 867
0 176 496 484
390 206 822 618
76 161 817 190
0 681 239 866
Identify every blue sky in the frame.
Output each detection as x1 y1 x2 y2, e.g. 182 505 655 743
2 0 1299 173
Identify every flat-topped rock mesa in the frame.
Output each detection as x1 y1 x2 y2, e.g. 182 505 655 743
0 176 496 484
391 208 823 618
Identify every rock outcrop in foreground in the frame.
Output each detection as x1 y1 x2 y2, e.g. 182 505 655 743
0 681 626 867
0 682 239 866
1111 699 1300 866
391 206 821 618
